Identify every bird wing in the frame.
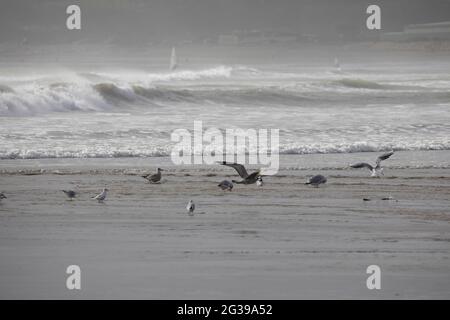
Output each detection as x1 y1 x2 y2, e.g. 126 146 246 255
350 162 373 171
218 161 249 178
93 192 103 199
376 151 394 165
246 170 260 180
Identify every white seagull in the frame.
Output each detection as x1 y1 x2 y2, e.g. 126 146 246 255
92 188 108 202
350 151 395 177
186 200 195 216
256 176 263 187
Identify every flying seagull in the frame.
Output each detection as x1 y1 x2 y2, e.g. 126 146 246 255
0 192 6 201
218 180 233 191
350 151 394 177
305 174 327 187
186 200 195 216
217 161 261 185
62 190 77 200
142 168 164 183
256 176 263 187
92 188 108 202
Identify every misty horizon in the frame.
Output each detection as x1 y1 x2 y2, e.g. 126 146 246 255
1 0 450 46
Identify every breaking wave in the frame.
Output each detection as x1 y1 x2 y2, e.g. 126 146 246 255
1 65 446 116
1 141 450 160
334 78 386 89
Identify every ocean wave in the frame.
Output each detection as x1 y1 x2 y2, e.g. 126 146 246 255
332 78 427 91
90 65 234 83
334 78 386 89
0 81 312 116
0 84 14 93
93 83 137 102
279 144 450 155
1 141 449 160
0 66 447 116
0 82 109 116
0 148 170 160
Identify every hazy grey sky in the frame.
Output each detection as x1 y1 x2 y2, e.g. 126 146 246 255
1 0 450 44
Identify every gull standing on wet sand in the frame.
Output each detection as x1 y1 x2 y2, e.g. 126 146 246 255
62 190 77 200
305 174 327 187
142 168 164 183
218 180 233 191
186 200 195 216
256 176 263 187
350 151 394 177
92 188 108 202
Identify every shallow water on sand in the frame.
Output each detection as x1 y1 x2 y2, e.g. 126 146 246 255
0 152 449 299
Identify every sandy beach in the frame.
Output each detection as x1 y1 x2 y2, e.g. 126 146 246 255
0 151 449 299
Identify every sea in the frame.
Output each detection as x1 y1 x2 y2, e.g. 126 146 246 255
1 46 449 164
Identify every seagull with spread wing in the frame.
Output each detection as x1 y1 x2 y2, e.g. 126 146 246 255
217 161 261 185
350 151 394 177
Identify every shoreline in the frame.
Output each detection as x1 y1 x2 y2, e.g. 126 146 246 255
1 150 450 172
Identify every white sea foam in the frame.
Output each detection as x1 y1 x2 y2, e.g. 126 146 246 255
1 64 450 160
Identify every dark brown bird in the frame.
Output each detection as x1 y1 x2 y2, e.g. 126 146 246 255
217 162 261 185
142 168 164 183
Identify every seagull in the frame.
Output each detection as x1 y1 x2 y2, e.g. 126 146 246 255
186 200 195 216
142 168 164 183
0 192 6 201
217 161 261 185
218 180 233 191
350 151 394 177
92 188 108 202
62 190 77 200
305 174 327 187
256 176 263 187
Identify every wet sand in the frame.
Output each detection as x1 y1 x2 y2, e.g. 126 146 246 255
0 151 449 299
